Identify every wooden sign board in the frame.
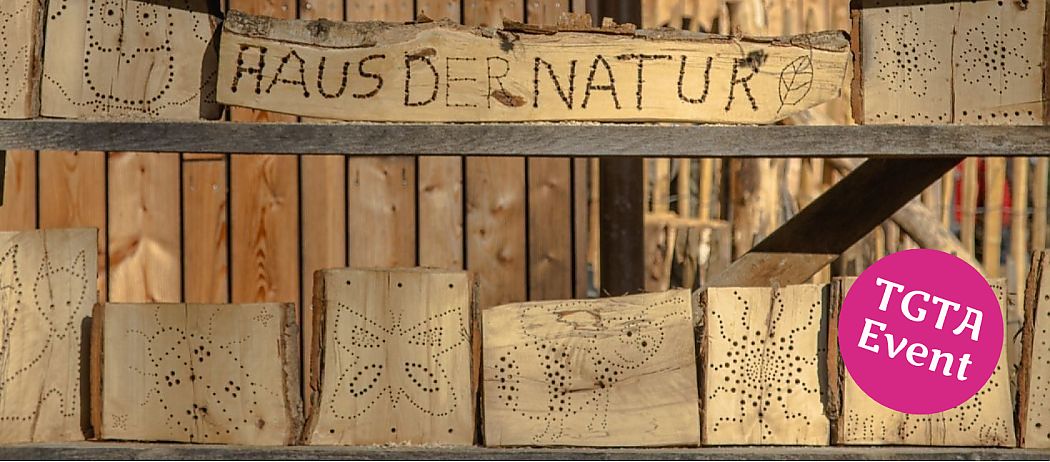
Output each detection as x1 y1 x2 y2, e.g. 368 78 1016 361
0 228 97 443
91 303 302 445
1019 251 1050 448
482 290 700 447
852 0 1047 125
701 285 830 445
39 0 223 120
830 277 1015 446
0 0 43 118
305 268 474 445
217 11 851 124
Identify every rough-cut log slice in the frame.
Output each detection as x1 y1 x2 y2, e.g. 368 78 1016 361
305 268 474 445
217 11 850 124
1019 251 1050 448
91 303 302 445
0 228 97 443
0 0 43 119
482 289 700 447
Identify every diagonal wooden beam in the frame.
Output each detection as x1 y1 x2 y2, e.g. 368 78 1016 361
707 157 964 287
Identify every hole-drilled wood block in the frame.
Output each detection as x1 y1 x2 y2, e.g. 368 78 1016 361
0 228 97 443
91 303 302 445
831 277 1015 446
0 0 43 119
40 0 223 120
305 268 473 445
482 289 700 447
701 285 830 445
1019 250 1050 448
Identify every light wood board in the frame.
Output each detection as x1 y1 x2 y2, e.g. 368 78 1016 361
0 150 37 229
482 289 701 447
0 228 97 443
181 153 229 304
853 0 1047 124
217 12 851 124
305 268 474 445
1019 250 1050 448
701 285 830 445
0 0 43 118
92 302 302 445
832 277 1016 447
40 0 223 120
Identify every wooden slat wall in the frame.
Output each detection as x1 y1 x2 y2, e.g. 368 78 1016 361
182 153 229 304
0 151 36 231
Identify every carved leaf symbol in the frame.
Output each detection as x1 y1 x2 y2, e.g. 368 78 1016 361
778 55 814 112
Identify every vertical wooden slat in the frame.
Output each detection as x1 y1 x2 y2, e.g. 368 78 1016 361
526 0 573 302
941 170 953 228
1033 158 1048 251
652 159 671 214
107 153 182 303
417 0 464 271
182 153 229 303
573 157 590 297
699 158 713 220
0 151 36 230
465 0 527 308
1012 157 1029 303
677 159 692 218
39 151 108 300
984 157 1006 278
588 158 601 289
961 158 979 255
229 0 299 306
347 0 415 272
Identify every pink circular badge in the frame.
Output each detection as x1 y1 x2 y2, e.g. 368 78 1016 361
838 249 1003 414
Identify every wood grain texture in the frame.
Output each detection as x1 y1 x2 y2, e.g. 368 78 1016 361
833 277 1016 447
417 0 461 21
0 0 43 118
1034 158 1048 251
483 290 701 446
4 122 1050 157
983 158 1006 278
305 268 473 445
467 157 527 309
216 13 851 124
181 154 228 304
107 153 181 303
528 157 572 300
38 151 107 301
702 285 830 445
39 0 222 120
92 302 302 445
1019 250 1050 448
0 228 97 443
0 150 36 230
228 0 299 310
348 156 416 268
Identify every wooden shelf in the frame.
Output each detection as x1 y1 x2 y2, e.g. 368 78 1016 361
0 120 1048 157
0 442 1047 460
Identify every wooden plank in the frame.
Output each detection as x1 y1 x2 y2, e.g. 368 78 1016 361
1034 159 1049 251
107 153 181 303
415 0 464 272
181 154 229 304
39 0 222 120
984 158 1006 278
708 157 962 288
347 157 416 267
0 0 43 118
305 268 473 445
833 277 1016 446
0 228 97 443
600 157 645 295
467 156 527 308
0 150 36 230
701 285 830 445
962 159 979 255
1019 250 1050 448
92 302 302 445
216 12 851 124
482 290 701 446
1012 158 1029 305
573 157 590 297
38 151 107 300
5 122 1050 157
228 0 300 309
529 157 573 300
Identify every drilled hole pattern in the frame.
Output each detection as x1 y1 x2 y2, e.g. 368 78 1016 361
868 12 950 124
0 230 95 442
314 271 472 445
42 0 220 119
704 286 828 445
0 0 33 116
841 279 1014 446
103 304 291 445
484 291 699 446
